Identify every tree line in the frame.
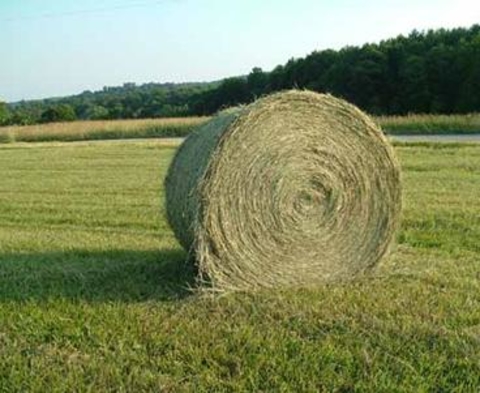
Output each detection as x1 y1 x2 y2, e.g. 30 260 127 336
1 24 479 126
0 82 216 126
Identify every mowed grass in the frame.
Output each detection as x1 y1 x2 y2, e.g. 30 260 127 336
1 112 479 145
0 140 479 392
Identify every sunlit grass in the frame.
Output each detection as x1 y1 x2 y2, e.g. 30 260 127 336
0 140 479 391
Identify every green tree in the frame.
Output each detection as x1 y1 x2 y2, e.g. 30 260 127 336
400 55 431 113
40 104 77 123
86 105 109 120
217 77 249 107
0 101 10 125
457 35 480 112
247 67 268 98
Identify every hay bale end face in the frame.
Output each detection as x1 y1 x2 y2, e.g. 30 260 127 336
165 90 402 291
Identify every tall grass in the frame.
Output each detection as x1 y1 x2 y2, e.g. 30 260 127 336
376 113 480 134
0 117 208 143
0 113 479 144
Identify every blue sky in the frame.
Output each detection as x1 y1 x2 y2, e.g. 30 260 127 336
1 0 478 102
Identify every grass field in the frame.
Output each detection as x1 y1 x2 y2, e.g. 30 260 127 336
1 113 479 144
1 140 479 391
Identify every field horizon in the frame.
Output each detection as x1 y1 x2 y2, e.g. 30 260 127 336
1 112 479 145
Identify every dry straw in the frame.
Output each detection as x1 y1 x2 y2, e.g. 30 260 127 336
165 90 402 291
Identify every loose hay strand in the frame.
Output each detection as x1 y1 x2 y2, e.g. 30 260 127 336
165 90 402 291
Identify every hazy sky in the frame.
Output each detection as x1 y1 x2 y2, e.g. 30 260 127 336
1 0 479 102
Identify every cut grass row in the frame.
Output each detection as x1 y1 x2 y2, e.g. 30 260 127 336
0 140 479 391
0 113 479 144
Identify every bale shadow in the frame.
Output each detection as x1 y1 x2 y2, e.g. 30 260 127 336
0 248 196 303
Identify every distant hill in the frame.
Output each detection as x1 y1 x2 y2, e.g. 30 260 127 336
1 24 479 126
2 81 219 125
8 81 218 107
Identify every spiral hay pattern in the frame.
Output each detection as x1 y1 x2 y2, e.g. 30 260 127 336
165 90 402 291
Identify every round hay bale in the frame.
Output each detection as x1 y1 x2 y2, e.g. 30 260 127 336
165 90 402 291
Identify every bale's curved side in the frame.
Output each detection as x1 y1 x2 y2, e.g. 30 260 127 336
165 90 402 291
165 108 243 251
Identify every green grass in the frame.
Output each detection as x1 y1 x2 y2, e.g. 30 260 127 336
0 140 479 392
1 113 479 145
